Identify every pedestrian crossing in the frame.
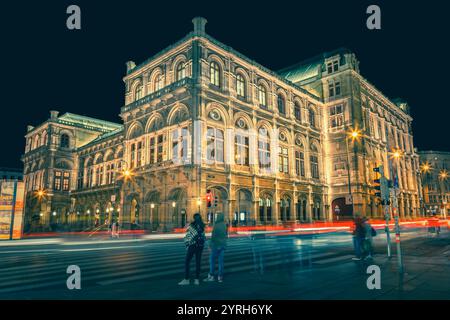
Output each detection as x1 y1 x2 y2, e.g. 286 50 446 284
0 235 376 295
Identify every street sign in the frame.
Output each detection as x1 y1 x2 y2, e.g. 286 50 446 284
334 205 340 214
111 195 116 202
345 195 353 205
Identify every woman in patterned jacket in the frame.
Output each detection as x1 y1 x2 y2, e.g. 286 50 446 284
178 213 206 285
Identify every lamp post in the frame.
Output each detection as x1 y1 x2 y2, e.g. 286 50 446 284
389 149 404 274
345 129 360 217
439 170 448 219
150 203 155 231
420 162 431 217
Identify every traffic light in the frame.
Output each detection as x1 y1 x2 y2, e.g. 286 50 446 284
373 165 390 205
373 166 383 199
213 196 218 208
206 190 212 208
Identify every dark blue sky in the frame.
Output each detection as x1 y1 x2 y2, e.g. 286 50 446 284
1 0 449 168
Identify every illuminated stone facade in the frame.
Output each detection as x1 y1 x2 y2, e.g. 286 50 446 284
22 17 421 231
418 151 449 216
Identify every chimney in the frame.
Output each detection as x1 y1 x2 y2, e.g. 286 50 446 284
192 17 207 35
50 110 59 119
126 61 136 73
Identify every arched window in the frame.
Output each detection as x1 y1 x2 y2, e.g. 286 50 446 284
309 108 316 128
236 74 245 98
206 127 224 163
258 85 267 107
277 94 285 114
235 125 249 166
210 61 220 87
135 83 143 100
60 134 70 148
258 127 271 171
155 74 164 91
310 144 320 179
176 62 186 81
294 102 302 121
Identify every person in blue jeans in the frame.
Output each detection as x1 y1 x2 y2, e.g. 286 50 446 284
352 216 365 261
204 212 228 283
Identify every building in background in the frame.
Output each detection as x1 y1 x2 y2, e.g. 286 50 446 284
418 151 449 217
21 17 421 232
0 168 23 181
0 169 25 240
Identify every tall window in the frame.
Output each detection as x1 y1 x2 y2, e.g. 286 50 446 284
278 146 289 173
155 74 164 91
210 61 220 87
295 151 305 177
63 172 70 191
135 83 143 100
60 134 70 148
130 143 136 169
176 62 186 81
149 137 155 164
137 141 142 167
327 60 339 73
236 74 245 98
54 171 62 190
309 108 316 128
294 102 302 121
235 132 249 166
206 127 224 162
277 94 285 114
258 127 271 170
310 154 320 179
258 85 267 107
171 128 190 163
329 104 344 128
329 81 341 97
157 135 164 163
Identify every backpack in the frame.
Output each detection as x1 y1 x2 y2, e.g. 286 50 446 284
371 227 377 237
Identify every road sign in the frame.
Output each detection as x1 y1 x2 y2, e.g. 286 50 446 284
345 195 353 205
111 195 116 202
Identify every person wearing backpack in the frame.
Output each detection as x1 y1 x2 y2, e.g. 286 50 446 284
204 212 228 283
362 217 376 260
178 213 206 286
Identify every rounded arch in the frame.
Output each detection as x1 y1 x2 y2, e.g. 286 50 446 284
84 156 93 168
145 113 164 133
114 145 124 159
149 67 164 92
206 185 229 200
93 152 104 165
235 67 250 97
207 54 225 73
172 54 188 81
205 103 229 126
256 120 273 138
130 78 143 99
33 134 41 149
310 140 321 153
126 121 144 140
278 127 292 145
144 190 160 203
256 79 270 108
294 133 307 148
104 149 115 162
167 104 190 126
233 112 253 130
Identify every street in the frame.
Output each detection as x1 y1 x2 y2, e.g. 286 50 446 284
0 226 449 300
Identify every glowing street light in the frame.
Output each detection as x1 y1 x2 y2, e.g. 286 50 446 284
172 201 176 208
420 162 432 173
439 169 448 181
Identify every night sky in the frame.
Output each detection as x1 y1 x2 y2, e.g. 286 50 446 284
1 0 449 169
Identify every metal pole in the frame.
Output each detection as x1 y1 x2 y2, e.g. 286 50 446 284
384 203 392 258
345 138 355 215
390 158 404 273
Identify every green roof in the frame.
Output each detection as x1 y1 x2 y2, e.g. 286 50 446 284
57 113 122 133
278 48 352 83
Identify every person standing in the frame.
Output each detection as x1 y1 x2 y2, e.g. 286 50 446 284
178 213 206 286
352 216 365 261
362 217 375 260
204 212 228 283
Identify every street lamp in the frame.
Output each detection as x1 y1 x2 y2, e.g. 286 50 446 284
197 198 201 214
420 162 432 216
345 128 361 217
439 169 448 219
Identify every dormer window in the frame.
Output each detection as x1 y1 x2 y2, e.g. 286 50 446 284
327 60 339 74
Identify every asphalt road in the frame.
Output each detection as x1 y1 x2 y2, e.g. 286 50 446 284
0 227 448 299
